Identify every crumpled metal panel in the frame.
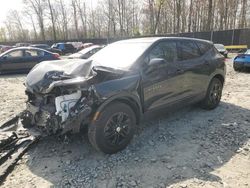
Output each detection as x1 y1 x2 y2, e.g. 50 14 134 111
0 116 41 183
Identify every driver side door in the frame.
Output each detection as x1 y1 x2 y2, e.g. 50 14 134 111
142 40 185 111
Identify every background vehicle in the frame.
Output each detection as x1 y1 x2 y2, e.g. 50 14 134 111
0 45 14 54
30 44 62 55
51 43 76 55
233 49 250 71
15 43 31 47
23 37 225 154
214 44 228 58
68 45 103 59
0 47 60 74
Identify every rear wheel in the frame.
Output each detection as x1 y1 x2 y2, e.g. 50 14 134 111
200 78 223 110
88 102 136 154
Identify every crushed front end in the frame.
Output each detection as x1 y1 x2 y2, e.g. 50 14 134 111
0 59 132 181
22 60 99 136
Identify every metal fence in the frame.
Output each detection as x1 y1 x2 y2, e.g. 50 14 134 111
1 28 250 47
174 28 250 47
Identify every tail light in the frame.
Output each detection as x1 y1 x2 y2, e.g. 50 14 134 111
53 53 60 59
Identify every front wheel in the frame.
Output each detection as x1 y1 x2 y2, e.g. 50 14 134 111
200 78 223 110
88 102 136 154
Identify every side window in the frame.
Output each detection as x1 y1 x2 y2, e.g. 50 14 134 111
37 50 45 56
146 41 178 64
25 50 39 57
6 50 23 58
178 41 201 60
196 42 212 55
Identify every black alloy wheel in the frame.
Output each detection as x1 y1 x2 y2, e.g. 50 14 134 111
104 112 131 146
200 78 223 110
88 102 136 154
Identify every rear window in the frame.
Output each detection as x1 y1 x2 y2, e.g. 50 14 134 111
178 41 200 60
214 44 225 50
196 42 212 55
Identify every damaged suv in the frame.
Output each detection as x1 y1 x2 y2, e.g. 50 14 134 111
24 37 225 154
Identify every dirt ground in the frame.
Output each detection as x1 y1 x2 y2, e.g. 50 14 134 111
0 56 249 188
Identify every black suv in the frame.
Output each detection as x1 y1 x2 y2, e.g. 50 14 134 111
24 37 225 154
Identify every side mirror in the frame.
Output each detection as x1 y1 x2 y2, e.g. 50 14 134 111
148 58 167 66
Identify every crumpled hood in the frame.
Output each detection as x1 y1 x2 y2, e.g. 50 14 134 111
25 59 127 94
26 59 94 93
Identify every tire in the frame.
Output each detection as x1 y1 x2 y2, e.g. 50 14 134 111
233 63 241 72
88 102 136 154
200 78 223 110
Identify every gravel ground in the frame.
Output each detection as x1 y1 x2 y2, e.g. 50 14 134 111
0 56 249 188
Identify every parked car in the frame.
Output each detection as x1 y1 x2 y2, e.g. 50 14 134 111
233 49 250 71
51 43 76 55
30 44 62 55
24 37 225 154
214 44 228 58
0 45 14 54
66 42 84 51
68 45 103 59
0 47 60 74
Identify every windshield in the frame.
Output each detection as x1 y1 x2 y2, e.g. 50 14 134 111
89 41 151 69
214 44 225 50
245 49 250 54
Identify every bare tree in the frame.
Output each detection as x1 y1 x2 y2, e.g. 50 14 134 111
1 0 250 41
47 0 57 41
23 0 46 40
58 0 69 40
71 0 80 39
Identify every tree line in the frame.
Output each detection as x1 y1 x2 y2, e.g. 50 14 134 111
0 0 249 42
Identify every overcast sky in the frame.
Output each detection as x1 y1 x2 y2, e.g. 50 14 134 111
0 0 99 26
0 0 23 25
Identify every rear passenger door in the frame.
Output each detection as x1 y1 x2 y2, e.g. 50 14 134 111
176 40 208 97
142 40 187 110
24 49 43 69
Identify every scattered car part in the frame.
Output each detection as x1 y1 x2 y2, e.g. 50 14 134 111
0 113 41 183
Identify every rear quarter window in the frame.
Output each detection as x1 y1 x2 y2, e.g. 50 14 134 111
178 41 201 60
196 42 212 55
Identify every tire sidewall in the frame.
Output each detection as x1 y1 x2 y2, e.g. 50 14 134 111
90 102 136 154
